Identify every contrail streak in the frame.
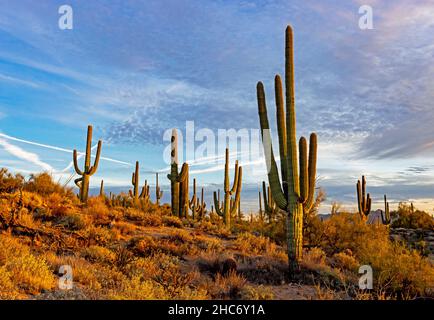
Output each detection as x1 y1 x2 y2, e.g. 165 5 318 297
0 133 132 166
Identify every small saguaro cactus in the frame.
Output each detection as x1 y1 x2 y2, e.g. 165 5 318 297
198 187 206 220
99 180 105 197
189 178 200 220
73 125 102 203
356 175 371 221
213 148 243 228
262 181 278 223
258 190 263 216
381 194 391 225
190 180 206 220
155 173 163 205
129 161 149 204
167 129 189 217
257 25 318 273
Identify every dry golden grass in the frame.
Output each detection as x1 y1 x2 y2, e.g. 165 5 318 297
0 168 433 300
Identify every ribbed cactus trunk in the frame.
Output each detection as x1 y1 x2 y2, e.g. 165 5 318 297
167 129 189 217
257 26 317 275
73 125 102 203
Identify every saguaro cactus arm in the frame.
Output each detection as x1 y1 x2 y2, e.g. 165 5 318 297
257 82 287 210
88 140 102 175
73 150 84 176
213 191 224 217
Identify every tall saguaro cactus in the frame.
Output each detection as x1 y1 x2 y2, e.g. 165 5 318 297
73 125 102 203
213 148 243 228
167 129 189 217
257 26 318 273
356 175 371 221
155 173 163 205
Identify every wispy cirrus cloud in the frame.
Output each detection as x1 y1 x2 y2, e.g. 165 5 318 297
0 138 53 172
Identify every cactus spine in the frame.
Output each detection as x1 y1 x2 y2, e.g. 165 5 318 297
155 173 163 205
167 129 189 217
356 175 371 221
381 194 391 225
73 125 102 203
213 148 242 228
257 26 318 273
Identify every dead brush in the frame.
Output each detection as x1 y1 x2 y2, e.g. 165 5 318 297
207 270 247 299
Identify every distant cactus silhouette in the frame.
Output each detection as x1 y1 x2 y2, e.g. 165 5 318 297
356 175 371 221
189 179 206 220
257 25 317 273
155 173 163 205
73 125 102 203
262 181 279 223
129 161 150 205
381 194 391 225
167 129 189 217
99 180 104 197
213 148 242 229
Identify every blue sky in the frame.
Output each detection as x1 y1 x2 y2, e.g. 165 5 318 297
1 0 434 213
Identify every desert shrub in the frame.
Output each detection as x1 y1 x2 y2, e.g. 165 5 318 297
124 208 162 226
24 172 71 196
43 253 102 291
316 211 434 298
107 276 166 299
54 211 91 230
240 285 274 300
331 250 359 272
0 168 24 193
112 221 137 236
20 191 44 213
319 212 388 256
162 215 183 228
81 245 116 264
207 270 247 299
391 203 434 230
81 225 118 245
234 232 279 257
194 234 222 252
43 192 76 218
0 235 55 294
84 197 110 222
356 235 434 298
0 265 24 299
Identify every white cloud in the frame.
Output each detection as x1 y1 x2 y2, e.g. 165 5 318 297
0 138 53 172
